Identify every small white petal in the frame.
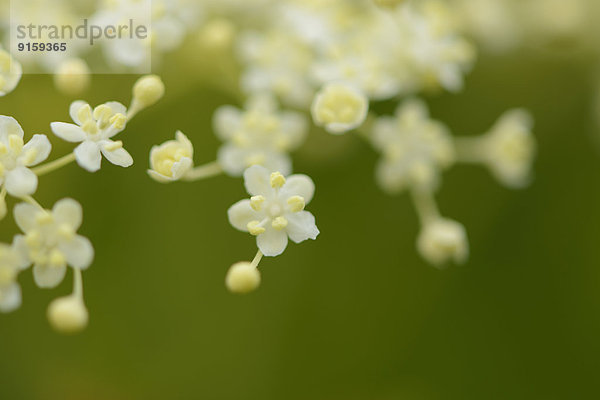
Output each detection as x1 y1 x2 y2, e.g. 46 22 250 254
59 235 93 269
33 264 67 288
172 157 193 180
227 199 258 232
21 134 52 166
0 116 24 143
50 122 86 143
282 174 315 204
217 144 249 177
74 141 102 172
69 100 88 124
12 235 31 269
213 106 241 141
100 143 134 168
0 283 22 313
286 211 319 243
5 167 38 197
53 198 82 230
13 203 39 232
243 165 272 196
147 169 171 183
257 227 288 257
104 101 127 117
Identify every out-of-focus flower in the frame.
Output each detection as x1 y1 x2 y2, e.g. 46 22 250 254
0 116 52 197
50 101 131 172
417 217 469 267
311 82 369 135
225 261 261 294
228 165 319 257
53 58 91 96
14 198 94 288
148 130 194 182
0 241 29 313
0 49 22 97
47 294 88 334
370 99 454 194
213 94 307 176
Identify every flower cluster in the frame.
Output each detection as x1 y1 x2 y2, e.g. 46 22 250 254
0 74 164 332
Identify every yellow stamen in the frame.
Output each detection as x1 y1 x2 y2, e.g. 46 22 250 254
270 171 286 188
8 134 23 153
77 104 92 123
104 140 123 152
250 195 265 211
287 195 305 212
247 220 265 236
272 216 288 230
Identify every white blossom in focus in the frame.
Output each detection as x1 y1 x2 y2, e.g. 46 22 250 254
213 94 307 176
0 116 52 197
370 99 454 194
0 49 22 97
481 109 536 188
417 217 468 267
14 198 94 288
148 130 194 182
311 82 369 135
228 165 319 257
50 101 132 172
0 241 29 312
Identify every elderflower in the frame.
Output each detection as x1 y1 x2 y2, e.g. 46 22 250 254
0 49 22 97
228 165 319 257
311 82 369 135
370 99 454 194
417 217 469 267
50 101 131 172
148 130 194 182
47 294 88 334
14 198 93 288
53 58 91 96
481 110 536 188
213 94 308 176
0 116 52 197
0 241 29 312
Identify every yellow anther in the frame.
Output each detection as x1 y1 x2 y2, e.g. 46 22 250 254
77 104 93 123
93 104 114 128
35 212 53 225
104 140 123 152
287 195 305 212
82 120 98 135
58 224 75 240
25 230 41 246
49 249 66 267
22 149 38 165
270 171 286 188
0 142 7 155
110 113 127 130
250 195 265 211
8 134 23 153
271 216 288 230
247 220 265 236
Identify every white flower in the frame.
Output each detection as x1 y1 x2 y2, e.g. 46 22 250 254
482 109 536 188
14 198 94 289
213 94 307 176
50 101 132 172
0 241 29 313
417 217 469 267
225 261 261 294
0 49 22 97
0 116 52 197
148 130 194 182
370 99 454 193
228 165 319 257
311 82 369 135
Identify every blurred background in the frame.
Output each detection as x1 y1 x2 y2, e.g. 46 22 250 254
1 1 600 399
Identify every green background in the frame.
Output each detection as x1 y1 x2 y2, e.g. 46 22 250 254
0 44 599 399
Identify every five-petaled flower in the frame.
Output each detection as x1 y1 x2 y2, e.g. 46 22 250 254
14 198 94 288
228 165 319 257
51 101 132 172
148 130 194 182
0 116 52 197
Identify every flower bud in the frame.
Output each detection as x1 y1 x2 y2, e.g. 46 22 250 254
132 75 165 108
53 58 90 96
311 82 369 135
47 295 88 334
417 218 468 267
148 131 194 183
225 262 261 294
